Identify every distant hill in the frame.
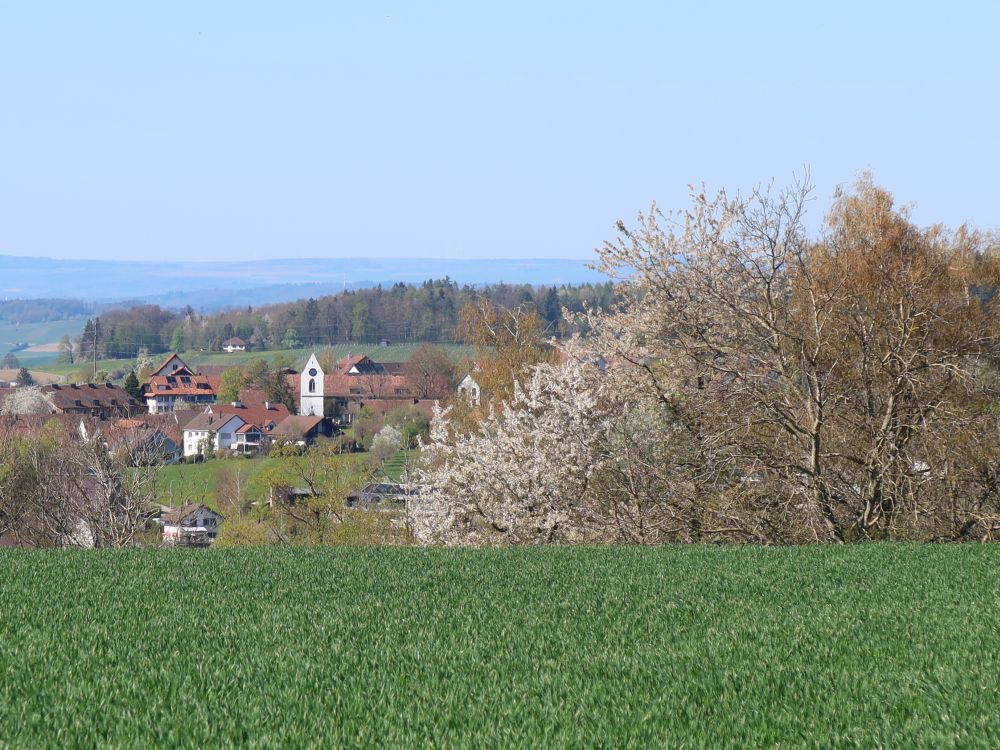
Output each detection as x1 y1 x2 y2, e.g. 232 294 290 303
0 255 603 308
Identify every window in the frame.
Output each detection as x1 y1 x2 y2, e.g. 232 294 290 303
308 367 318 377
308 378 316 393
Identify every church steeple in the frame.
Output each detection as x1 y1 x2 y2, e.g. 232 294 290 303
299 353 325 416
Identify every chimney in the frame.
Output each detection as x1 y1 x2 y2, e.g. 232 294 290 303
232 400 242 408
265 401 271 410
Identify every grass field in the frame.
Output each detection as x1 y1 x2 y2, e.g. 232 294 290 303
36 343 474 377
1 545 999 747
156 458 250 506
0 318 85 359
155 451 409 507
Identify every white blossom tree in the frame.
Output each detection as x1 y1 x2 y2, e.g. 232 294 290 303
370 424 403 465
0 386 52 416
408 351 610 545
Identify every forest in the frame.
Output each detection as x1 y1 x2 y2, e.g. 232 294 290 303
75 279 616 360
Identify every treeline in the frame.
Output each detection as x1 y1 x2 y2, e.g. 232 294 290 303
0 299 106 324
76 279 617 359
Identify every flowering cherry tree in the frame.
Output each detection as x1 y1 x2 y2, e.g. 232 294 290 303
408 352 610 545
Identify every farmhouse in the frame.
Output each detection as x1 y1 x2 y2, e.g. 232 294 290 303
221 337 247 353
161 504 223 547
142 353 218 414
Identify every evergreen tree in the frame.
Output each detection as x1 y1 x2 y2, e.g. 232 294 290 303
16 367 34 386
541 286 560 323
123 370 142 400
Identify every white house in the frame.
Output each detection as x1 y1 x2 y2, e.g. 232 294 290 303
161 504 223 547
181 412 245 457
221 337 247 353
143 353 217 414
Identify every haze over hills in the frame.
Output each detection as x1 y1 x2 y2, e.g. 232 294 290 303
0 255 604 308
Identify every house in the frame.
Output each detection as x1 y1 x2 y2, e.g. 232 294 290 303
181 402 290 457
105 419 182 464
142 354 218 414
271 415 331 445
161 504 223 547
294 352 428 423
42 383 142 419
233 423 265 454
182 412 245 457
208 401 289 431
221 337 247 353
456 373 481 406
271 414 328 445
345 482 418 510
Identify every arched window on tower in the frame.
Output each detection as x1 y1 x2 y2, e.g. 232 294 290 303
308 378 316 393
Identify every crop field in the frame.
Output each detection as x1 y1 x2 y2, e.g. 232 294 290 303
1 545 999 747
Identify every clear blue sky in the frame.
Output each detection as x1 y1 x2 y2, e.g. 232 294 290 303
1 2 997 261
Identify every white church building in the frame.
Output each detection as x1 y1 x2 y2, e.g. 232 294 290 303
300 353 326 417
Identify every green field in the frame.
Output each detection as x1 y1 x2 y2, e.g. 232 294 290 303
1 545 999 747
156 455 326 507
37 343 473 378
156 451 413 507
0 318 85 359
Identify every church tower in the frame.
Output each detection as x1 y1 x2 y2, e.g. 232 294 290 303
300 353 325 416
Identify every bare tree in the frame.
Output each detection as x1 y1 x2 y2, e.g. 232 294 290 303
403 344 456 399
0 425 159 547
587 174 1000 542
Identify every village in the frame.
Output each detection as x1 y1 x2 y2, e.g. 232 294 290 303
0 345 469 547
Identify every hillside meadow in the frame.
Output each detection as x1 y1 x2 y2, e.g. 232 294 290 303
1 545 999 747
156 450 413 507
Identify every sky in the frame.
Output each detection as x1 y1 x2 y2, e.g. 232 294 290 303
1 2 998 262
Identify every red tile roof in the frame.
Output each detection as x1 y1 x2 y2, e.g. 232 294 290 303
210 402 290 427
272 415 324 438
143 373 217 398
42 383 141 416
